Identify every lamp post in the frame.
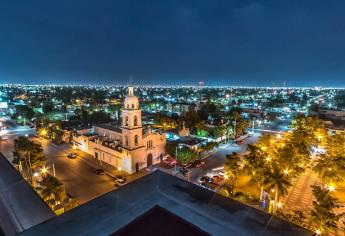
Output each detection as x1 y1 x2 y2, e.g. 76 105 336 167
175 145 182 173
52 163 56 177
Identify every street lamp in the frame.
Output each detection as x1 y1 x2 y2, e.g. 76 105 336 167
41 166 48 175
326 183 335 192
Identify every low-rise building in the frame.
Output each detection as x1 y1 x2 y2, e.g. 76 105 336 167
73 86 166 174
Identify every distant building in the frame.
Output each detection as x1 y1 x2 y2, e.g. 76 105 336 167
73 86 166 174
318 108 345 121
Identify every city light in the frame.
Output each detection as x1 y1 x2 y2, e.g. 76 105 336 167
41 166 48 175
283 169 289 175
326 183 336 192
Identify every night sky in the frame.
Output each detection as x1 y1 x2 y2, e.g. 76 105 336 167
1 0 345 86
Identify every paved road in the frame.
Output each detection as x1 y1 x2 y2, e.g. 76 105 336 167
31 137 115 204
189 133 260 183
0 117 36 161
0 118 115 205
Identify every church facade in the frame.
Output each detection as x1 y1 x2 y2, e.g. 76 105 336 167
73 86 166 174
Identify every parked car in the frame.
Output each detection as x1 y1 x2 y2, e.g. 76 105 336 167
115 176 127 185
67 153 77 159
236 140 244 145
95 169 105 175
191 160 205 168
163 156 177 166
211 175 224 183
199 176 211 184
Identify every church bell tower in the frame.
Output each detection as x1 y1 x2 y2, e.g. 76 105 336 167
121 86 143 149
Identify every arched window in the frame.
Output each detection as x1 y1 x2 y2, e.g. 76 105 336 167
125 136 128 146
127 104 129 109
125 116 129 126
134 135 138 146
132 103 134 109
134 115 138 126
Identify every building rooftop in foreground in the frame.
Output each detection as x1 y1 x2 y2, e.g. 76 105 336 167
0 153 54 236
20 170 313 236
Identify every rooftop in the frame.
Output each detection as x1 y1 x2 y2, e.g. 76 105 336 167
20 170 313 236
0 153 55 236
95 123 122 133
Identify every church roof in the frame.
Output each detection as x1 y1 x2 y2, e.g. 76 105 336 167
20 171 313 236
95 124 122 133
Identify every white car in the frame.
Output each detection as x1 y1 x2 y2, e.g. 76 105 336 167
116 176 127 185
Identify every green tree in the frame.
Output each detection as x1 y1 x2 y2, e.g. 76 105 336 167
12 136 47 183
176 148 197 165
263 167 291 213
14 105 35 122
313 134 345 184
38 174 65 208
214 126 226 142
223 152 241 196
311 185 343 233
42 102 54 114
182 109 201 132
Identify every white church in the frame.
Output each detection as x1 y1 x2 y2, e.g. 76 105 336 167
73 86 166 174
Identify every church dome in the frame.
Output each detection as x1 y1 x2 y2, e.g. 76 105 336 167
124 86 139 109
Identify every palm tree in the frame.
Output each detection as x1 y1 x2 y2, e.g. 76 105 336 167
39 174 65 208
228 111 241 138
13 136 47 184
13 136 34 182
263 167 291 214
214 126 226 143
245 144 267 200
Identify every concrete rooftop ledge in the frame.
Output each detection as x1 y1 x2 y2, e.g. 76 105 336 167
0 153 55 236
20 170 313 236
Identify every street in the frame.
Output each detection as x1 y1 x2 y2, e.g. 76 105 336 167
188 133 260 184
31 137 115 204
0 117 115 205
